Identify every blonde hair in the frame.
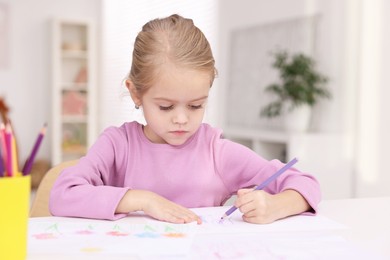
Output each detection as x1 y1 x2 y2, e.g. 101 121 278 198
128 14 217 96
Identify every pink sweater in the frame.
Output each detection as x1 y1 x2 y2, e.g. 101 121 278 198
49 122 321 220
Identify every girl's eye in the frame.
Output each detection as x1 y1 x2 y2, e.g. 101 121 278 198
189 104 203 110
159 105 174 111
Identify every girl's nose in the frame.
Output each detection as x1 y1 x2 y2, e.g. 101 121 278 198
172 109 188 125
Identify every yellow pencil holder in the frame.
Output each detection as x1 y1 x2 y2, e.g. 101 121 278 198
0 175 31 260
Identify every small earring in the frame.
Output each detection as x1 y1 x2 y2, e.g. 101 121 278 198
135 105 140 109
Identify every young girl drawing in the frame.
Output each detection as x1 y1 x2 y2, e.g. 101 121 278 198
50 14 321 224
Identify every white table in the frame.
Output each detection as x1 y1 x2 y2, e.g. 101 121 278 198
318 196 390 258
27 197 390 259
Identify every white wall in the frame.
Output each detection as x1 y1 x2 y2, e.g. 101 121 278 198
0 0 100 164
355 0 390 197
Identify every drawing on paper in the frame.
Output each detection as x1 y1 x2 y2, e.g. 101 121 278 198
75 224 95 235
32 223 61 240
29 220 195 257
106 224 130 237
29 221 191 240
80 247 103 253
200 214 234 225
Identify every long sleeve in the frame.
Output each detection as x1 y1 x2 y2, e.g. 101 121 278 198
49 127 131 220
214 138 321 213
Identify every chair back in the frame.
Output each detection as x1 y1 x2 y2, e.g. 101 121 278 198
30 160 78 217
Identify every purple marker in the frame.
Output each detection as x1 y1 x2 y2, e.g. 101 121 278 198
220 157 299 221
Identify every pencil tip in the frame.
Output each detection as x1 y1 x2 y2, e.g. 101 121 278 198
41 123 48 135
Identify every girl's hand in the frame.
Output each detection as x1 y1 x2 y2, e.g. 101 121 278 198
117 190 202 224
142 191 202 224
235 188 310 224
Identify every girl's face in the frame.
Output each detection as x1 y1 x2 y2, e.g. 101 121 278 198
138 66 211 145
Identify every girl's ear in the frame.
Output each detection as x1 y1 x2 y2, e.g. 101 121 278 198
126 79 142 107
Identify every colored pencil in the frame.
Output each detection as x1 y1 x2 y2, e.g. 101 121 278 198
0 123 6 176
220 157 299 221
10 126 20 176
22 123 47 175
0 145 3 177
5 123 13 177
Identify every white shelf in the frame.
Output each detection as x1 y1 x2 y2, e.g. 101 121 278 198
224 127 289 143
51 18 97 165
224 127 289 161
61 83 88 90
62 115 88 123
61 50 88 59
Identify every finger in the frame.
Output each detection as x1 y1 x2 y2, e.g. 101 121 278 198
156 208 185 224
184 211 202 224
180 212 200 224
243 214 274 224
242 208 268 224
237 200 256 214
195 215 202 225
242 214 260 224
235 190 255 207
181 213 202 224
171 208 200 224
237 188 253 196
163 214 186 224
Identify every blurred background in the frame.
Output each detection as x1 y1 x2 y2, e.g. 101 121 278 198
0 0 389 200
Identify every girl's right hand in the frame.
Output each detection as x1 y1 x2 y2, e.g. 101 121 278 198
116 190 202 224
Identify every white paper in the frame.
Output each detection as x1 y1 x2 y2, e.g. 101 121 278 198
28 207 386 260
191 206 347 234
190 231 386 260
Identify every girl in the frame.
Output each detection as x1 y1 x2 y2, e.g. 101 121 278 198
50 14 321 225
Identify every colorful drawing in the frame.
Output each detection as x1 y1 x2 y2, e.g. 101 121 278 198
29 221 192 240
80 247 103 253
134 232 160 238
32 232 58 240
75 224 94 235
163 232 186 238
200 214 234 225
31 223 62 240
144 224 157 232
75 229 94 235
28 219 195 257
106 224 130 236
28 209 366 259
106 231 129 237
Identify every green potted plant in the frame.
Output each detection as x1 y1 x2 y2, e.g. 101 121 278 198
260 50 331 131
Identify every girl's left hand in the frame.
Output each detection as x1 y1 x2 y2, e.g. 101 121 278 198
235 188 310 224
235 189 280 224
